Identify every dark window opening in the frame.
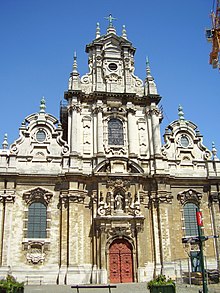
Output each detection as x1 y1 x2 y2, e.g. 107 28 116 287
108 118 124 145
183 202 198 236
28 202 47 238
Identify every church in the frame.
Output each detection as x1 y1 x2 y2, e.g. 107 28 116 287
0 18 219 285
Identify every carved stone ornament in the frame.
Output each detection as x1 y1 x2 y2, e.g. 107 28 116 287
0 190 15 203
24 241 46 264
209 192 220 203
95 217 144 239
150 192 173 205
146 108 160 117
23 187 53 205
177 188 202 205
97 190 143 217
106 179 130 190
60 190 87 205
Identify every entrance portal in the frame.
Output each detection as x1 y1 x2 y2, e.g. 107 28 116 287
109 239 134 283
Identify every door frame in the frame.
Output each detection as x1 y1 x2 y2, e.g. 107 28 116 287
106 236 136 283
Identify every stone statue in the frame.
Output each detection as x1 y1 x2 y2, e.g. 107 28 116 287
115 193 123 210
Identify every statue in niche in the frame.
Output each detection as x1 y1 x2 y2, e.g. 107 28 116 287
114 193 124 211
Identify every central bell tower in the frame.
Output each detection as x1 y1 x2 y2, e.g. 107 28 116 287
62 17 163 174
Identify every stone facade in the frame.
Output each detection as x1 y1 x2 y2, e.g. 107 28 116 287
0 21 219 285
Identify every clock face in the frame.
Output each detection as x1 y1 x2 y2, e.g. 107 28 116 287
36 130 46 142
108 63 118 71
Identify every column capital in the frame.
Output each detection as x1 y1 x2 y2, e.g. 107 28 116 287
0 190 15 203
146 107 160 117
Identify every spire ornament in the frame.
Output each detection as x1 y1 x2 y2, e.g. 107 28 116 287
40 97 46 114
178 105 185 121
2 133 8 149
68 52 80 90
122 25 127 39
105 14 117 34
105 14 117 28
144 56 158 95
72 51 78 74
96 22 101 38
212 142 219 160
146 56 152 78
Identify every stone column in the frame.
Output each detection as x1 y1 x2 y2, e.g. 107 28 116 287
59 194 68 268
127 104 137 156
96 101 104 155
68 107 72 149
146 111 154 158
209 192 220 270
149 105 161 156
71 98 80 154
0 192 15 267
157 193 173 275
0 202 3 265
100 228 107 283
150 193 162 275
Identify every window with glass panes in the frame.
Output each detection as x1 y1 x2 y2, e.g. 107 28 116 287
28 202 47 238
108 118 124 145
183 203 198 236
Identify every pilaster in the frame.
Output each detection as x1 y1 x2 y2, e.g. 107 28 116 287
0 191 15 266
70 98 81 154
96 101 104 155
127 103 137 157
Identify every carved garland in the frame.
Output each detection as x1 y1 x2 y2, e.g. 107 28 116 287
106 179 130 191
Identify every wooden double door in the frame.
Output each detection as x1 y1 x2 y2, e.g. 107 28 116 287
109 239 134 283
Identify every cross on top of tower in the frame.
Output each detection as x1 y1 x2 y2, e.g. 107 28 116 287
105 14 117 28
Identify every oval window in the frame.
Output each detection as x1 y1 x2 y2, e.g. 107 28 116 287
36 130 46 142
108 63 118 71
180 135 189 148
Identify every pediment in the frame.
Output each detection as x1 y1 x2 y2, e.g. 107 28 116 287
23 187 53 205
93 157 144 174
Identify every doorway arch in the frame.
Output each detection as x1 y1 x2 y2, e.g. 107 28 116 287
109 238 134 283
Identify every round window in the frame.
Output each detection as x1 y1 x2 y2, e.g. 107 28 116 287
108 63 118 71
36 130 46 142
180 135 189 148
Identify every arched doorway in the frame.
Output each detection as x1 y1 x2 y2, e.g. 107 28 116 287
109 238 134 283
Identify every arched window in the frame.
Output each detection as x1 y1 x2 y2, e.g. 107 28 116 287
28 202 47 238
108 118 124 145
183 202 198 236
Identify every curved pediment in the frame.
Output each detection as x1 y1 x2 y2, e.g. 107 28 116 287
93 157 144 174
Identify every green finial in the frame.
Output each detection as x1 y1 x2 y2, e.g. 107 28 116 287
146 56 151 75
2 133 8 150
96 22 101 38
105 14 117 28
40 96 46 114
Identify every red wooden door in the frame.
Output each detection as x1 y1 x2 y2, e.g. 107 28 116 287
109 239 134 283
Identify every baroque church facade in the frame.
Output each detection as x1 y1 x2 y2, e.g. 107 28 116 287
0 20 219 285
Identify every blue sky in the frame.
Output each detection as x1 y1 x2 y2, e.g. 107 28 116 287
0 0 219 152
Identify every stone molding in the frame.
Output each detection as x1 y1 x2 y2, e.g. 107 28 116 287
177 188 202 205
60 190 87 204
151 193 173 205
95 216 144 239
23 187 53 205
